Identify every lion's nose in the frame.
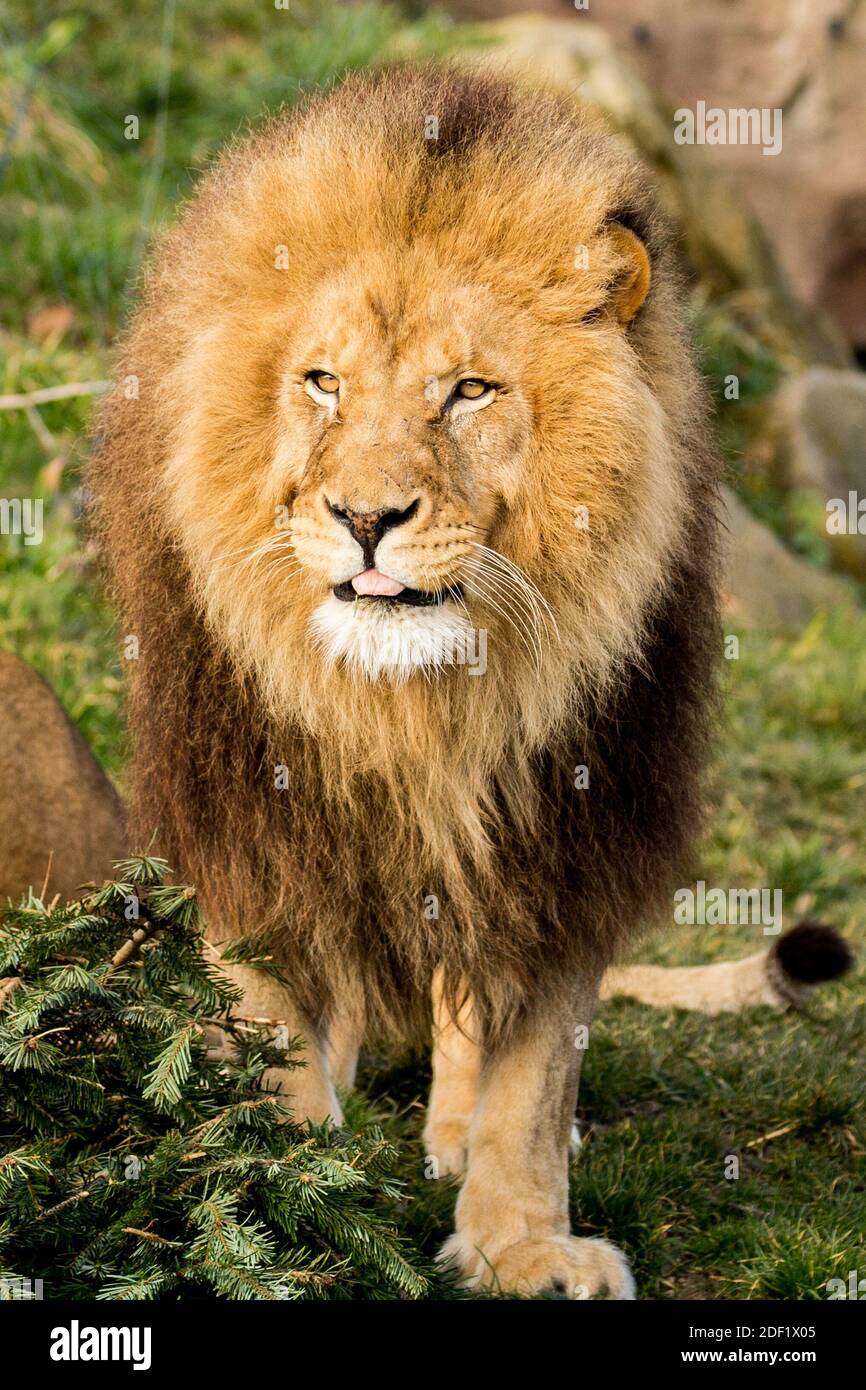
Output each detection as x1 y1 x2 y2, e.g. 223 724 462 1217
326 497 419 567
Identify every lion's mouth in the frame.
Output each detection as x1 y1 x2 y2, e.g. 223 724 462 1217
333 568 462 608
332 581 461 608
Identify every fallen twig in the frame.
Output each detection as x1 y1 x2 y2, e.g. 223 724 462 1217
109 917 161 971
0 380 109 410
746 1121 799 1149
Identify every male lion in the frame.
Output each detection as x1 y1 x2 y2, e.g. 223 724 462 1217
90 66 723 1299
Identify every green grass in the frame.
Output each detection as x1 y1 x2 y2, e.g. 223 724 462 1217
1 0 863 1300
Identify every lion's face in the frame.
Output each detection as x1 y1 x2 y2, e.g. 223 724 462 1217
280 262 535 679
163 239 680 703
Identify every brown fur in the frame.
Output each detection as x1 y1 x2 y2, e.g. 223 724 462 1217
88 66 721 1050
0 652 126 901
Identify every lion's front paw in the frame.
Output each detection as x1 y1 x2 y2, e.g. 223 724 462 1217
439 1231 635 1300
260 1065 299 1119
203 1030 309 1123
259 1066 343 1127
423 1117 470 1179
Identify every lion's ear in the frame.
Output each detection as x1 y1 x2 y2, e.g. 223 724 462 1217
608 223 652 325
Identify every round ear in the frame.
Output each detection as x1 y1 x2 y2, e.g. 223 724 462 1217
608 223 652 324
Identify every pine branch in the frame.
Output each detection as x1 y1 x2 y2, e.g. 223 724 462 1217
0 858 429 1301
32 1173 109 1224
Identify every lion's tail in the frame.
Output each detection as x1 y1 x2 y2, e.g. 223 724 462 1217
598 922 854 1016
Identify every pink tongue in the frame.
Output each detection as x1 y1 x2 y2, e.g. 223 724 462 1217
351 568 405 597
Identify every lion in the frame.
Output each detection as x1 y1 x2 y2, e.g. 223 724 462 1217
86 66 846 1299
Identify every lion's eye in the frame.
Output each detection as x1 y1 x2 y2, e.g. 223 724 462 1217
307 370 340 396
448 378 497 416
455 379 491 400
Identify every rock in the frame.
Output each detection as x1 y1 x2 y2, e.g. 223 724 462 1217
581 0 866 363
775 368 866 494
720 485 854 628
772 368 866 578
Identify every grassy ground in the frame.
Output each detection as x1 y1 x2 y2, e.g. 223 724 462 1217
1 0 863 1299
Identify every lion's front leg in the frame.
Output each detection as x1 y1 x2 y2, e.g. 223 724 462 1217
325 987 365 1093
440 976 635 1300
423 968 480 1179
215 956 342 1125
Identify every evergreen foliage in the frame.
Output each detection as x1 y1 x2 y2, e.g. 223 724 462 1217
0 857 428 1300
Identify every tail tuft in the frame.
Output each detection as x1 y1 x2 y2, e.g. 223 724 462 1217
772 922 854 986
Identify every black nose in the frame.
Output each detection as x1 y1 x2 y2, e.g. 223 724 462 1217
326 497 419 567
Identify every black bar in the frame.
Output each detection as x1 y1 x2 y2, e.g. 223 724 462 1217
5 1296 859 1377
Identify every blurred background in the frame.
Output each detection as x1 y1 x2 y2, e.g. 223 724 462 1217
1 0 864 1298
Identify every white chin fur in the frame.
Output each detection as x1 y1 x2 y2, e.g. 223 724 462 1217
311 593 475 681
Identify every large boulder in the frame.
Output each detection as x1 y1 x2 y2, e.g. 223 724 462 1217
720 485 854 628
579 0 866 362
772 368 866 578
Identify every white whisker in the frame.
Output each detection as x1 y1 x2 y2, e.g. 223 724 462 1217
462 556 543 641
461 569 540 671
472 543 559 640
215 533 298 577
468 549 559 665
462 556 544 669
